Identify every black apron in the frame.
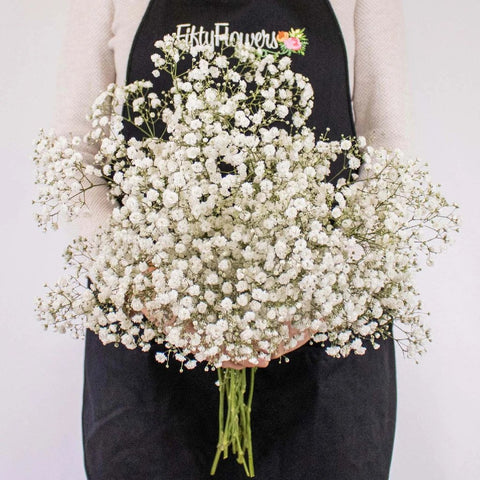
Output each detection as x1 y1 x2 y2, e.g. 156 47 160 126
82 1 397 479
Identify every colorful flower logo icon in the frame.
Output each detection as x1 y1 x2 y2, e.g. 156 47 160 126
276 28 308 56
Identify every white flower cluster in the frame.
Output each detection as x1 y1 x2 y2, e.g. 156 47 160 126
33 38 459 368
32 130 93 230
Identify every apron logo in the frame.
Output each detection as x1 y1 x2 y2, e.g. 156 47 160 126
175 23 308 56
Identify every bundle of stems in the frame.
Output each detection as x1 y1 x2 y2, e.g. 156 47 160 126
211 367 257 477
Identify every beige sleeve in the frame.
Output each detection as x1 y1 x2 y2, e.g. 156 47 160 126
352 0 414 154
52 0 117 240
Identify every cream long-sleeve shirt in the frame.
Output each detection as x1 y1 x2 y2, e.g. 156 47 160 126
52 0 411 240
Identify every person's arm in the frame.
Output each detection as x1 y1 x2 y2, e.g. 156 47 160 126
353 0 413 158
52 0 116 241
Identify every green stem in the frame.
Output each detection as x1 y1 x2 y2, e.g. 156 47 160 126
211 369 226 474
246 368 256 475
210 367 257 477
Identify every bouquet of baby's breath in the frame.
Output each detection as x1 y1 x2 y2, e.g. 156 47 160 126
33 35 459 477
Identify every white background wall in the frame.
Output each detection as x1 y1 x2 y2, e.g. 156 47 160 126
1 0 479 478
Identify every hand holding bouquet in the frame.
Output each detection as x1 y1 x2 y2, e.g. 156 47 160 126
33 35 459 476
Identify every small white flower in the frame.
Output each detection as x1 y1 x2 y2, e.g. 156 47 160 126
184 132 197 145
331 207 343 219
162 189 178 207
326 346 341 357
131 298 143 311
348 156 361 170
184 359 197 370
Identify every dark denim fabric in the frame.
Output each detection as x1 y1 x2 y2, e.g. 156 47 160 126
83 330 396 480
